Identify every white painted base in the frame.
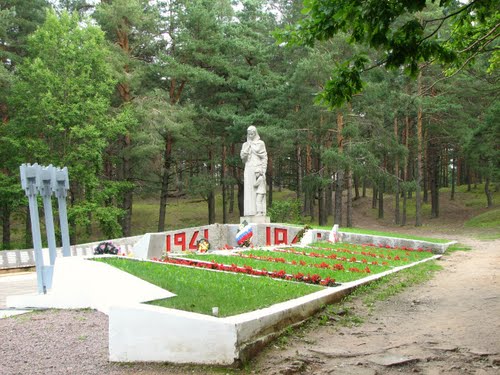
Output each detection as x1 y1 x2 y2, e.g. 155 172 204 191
240 216 270 224
109 304 238 364
6 256 175 314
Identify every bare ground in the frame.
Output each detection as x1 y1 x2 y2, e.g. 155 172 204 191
1 194 499 375
250 236 500 375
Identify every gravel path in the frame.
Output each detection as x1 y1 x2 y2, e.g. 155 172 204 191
0 309 219 375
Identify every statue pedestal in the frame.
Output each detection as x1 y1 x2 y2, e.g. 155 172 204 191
240 215 270 224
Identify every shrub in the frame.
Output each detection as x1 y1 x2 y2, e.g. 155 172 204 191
268 199 302 223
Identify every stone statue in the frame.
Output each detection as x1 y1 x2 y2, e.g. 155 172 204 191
240 126 268 216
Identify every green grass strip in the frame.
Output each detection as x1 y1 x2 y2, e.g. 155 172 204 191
312 226 449 243
307 243 434 263
93 257 322 317
181 253 388 283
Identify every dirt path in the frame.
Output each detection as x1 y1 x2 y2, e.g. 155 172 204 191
250 237 500 375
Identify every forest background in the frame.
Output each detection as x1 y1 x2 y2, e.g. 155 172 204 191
0 0 498 250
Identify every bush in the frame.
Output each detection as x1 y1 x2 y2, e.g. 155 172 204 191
268 199 302 223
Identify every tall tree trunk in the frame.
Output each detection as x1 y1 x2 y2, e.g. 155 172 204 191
1 205 11 250
404 116 410 185
334 111 344 225
456 157 462 186
402 189 407 226
304 135 313 215
296 144 302 200
208 191 215 224
378 179 384 219
485 176 493 208
158 133 173 232
353 174 360 200
25 206 32 249
346 167 353 227
69 190 77 245
394 116 400 225
334 170 343 225
415 70 423 227
372 185 378 209
208 149 216 224
221 144 227 224
423 129 429 204
318 157 327 226
120 132 133 236
429 141 440 218
327 179 333 216
467 165 472 192
229 145 236 214
362 176 367 198
450 156 456 200
237 179 244 217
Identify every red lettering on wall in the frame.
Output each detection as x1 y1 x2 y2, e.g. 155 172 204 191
291 234 299 244
189 231 199 250
204 229 209 239
274 228 288 245
317 232 322 240
166 235 171 252
266 227 271 246
174 233 187 251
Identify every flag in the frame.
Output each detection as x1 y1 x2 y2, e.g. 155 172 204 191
236 224 253 245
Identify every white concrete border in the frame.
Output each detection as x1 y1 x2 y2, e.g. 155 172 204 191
5 249 443 365
108 255 442 365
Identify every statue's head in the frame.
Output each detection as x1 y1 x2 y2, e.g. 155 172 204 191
247 125 259 141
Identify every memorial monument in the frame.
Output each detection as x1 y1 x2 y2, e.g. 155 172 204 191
240 126 270 223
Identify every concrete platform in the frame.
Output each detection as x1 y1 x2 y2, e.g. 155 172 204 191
0 272 37 319
0 272 37 308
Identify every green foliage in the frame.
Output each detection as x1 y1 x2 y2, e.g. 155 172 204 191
268 199 302 224
6 10 122 242
464 101 500 184
280 0 498 107
188 173 218 201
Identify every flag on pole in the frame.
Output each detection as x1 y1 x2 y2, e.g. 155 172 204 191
236 224 253 245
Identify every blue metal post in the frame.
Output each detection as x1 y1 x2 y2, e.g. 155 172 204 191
20 163 47 294
38 165 57 289
53 167 71 257
39 165 57 265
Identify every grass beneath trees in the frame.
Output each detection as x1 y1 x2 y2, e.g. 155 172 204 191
464 208 500 229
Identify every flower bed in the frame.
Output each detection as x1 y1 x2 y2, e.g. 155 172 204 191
172 241 436 285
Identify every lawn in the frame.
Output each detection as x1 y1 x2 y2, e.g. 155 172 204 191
94 257 323 317
180 242 436 284
94 240 437 317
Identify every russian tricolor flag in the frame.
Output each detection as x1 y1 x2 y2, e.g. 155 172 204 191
236 224 253 245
